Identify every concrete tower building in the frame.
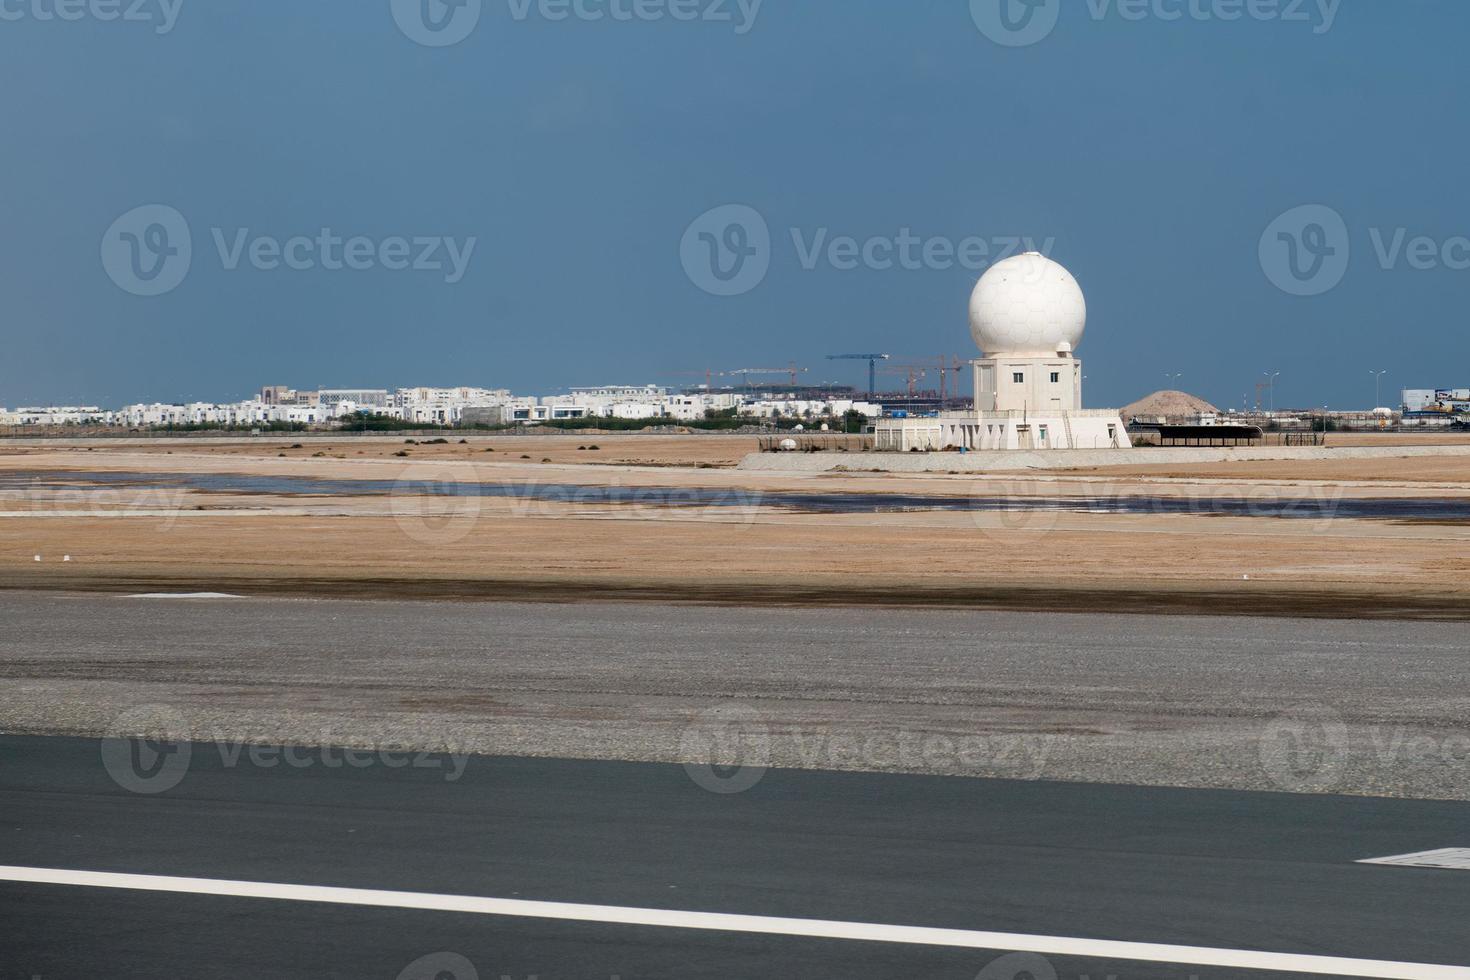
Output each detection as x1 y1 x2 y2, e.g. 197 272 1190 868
874 253 1130 451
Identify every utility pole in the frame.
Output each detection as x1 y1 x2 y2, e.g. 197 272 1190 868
1264 371 1281 414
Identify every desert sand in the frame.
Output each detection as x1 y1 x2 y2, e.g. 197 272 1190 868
3 433 1470 618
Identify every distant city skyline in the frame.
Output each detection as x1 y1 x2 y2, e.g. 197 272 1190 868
4 4 1468 412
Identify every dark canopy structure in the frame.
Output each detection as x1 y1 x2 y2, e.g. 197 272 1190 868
1148 424 1264 447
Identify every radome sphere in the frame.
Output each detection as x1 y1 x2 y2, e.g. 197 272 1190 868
969 252 1087 356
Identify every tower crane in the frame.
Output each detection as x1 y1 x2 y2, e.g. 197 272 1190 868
826 354 892 398
727 365 809 392
666 369 728 390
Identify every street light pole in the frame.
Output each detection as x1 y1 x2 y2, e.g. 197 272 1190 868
1264 371 1281 414
1370 369 1387 409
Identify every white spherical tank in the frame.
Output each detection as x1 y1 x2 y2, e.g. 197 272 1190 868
969 252 1087 356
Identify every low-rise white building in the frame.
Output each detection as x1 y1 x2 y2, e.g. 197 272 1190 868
10 406 109 426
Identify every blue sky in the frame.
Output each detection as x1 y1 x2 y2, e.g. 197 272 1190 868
3 0 1467 411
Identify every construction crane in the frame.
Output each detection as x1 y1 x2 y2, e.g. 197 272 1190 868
939 356 968 412
666 368 728 390
894 356 968 411
826 354 892 398
728 364 809 392
878 364 929 398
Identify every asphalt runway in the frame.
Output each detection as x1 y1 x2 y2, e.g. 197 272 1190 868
2 734 1469 979
0 593 1467 799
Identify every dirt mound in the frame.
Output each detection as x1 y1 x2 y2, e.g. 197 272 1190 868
1122 390 1220 420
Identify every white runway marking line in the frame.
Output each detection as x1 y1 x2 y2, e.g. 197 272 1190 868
125 592 247 600
1360 848 1470 871
0 867 1466 980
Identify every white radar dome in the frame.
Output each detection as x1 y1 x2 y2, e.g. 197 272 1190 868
969 252 1087 356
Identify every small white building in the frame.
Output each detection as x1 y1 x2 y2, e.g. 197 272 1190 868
874 252 1130 452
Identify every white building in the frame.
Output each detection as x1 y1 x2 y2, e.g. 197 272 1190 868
746 398 882 420
9 406 109 426
874 253 1130 452
317 389 389 408
394 386 515 425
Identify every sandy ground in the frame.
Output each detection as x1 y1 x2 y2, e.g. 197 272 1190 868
9 445 1470 498
1053 456 1470 483
4 505 1470 618
9 431 1470 483
0 434 762 467
3 436 1470 617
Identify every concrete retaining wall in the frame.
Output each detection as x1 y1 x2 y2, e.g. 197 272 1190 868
737 444 1470 473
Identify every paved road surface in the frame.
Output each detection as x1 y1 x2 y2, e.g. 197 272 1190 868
0 593 1467 798
2 735 1469 979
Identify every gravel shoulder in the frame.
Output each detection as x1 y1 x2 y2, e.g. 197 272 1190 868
2 594 1466 800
